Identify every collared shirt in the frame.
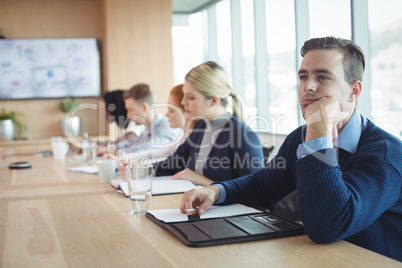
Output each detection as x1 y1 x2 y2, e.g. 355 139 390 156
117 113 182 157
216 108 368 204
296 108 367 158
195 113 232 175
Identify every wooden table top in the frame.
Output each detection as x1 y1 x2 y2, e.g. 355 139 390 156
0 148 400 267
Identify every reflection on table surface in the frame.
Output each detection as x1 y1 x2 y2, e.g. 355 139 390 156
0 146 400 267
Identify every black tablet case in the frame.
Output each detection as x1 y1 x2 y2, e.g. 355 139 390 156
146 212 304 247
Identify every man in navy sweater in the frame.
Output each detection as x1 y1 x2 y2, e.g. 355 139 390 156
179 36 402 261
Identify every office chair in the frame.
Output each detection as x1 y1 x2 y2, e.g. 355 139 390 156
262 145 301 222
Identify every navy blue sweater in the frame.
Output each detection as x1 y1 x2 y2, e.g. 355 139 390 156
155 116 264 182
217 119 402 261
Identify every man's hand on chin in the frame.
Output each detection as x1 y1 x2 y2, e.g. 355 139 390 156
304 97 349 142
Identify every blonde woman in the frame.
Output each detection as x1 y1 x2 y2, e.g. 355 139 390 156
154 61 264 186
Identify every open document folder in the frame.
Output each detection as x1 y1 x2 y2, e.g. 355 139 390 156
147 204 261 223
146 204 305 247
111 176 198 196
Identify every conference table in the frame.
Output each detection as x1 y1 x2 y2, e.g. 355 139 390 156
0 142 400 267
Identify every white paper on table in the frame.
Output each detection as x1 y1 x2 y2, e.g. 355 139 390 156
111 176 198 196
68 165 98 174
147 203 261 223
68 155 87 163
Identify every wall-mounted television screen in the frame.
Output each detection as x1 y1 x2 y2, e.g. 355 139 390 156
0 38 101 100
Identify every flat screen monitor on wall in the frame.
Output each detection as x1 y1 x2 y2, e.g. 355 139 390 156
0 38 101 100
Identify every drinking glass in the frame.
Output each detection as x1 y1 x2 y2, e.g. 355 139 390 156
82 140 97 165
126 163 153 214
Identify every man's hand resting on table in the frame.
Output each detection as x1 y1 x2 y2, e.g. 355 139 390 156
116 160 128 180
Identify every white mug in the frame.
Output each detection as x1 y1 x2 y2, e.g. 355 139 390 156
97 160 117 184
51 136 63 143
52 141 69 160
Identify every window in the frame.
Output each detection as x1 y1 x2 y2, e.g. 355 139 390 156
240 0 257 120
369 0 402 139
216 0 233 83
309 0 351 39
265 0 298 134
171 0 402 139
172 12 204 84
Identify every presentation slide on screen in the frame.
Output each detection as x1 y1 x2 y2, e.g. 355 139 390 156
0 38 100 99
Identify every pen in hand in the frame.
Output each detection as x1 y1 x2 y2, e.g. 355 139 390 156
186 208 198 214
186 208 201 221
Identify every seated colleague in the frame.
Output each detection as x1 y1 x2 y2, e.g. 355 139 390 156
127 84 195 161
179 37 402 261
103 90 144 143
114 83 181 157
154 61 264 186
166 84 197 139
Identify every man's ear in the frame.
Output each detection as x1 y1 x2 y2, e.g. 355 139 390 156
210 95 220 107
349 80 362 102
142 101 149 112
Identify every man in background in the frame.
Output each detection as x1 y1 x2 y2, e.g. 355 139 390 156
113 83 181 158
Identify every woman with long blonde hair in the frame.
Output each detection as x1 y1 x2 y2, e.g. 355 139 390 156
154 61 264 186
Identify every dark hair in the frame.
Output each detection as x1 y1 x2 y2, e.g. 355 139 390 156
123 83 154 105
300 36 365 84
103 90 129 128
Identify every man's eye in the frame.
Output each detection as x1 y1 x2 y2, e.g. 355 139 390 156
299 75 307 80
319 75 329 80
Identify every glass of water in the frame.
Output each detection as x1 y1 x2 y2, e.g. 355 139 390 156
82 140 97 165
125 163 153 214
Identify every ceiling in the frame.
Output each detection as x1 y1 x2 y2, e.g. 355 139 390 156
172 0 220 14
